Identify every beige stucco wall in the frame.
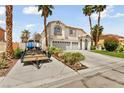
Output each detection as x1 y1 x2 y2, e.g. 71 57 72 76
0 42 6 52
47 21 86 41
41 21 91 50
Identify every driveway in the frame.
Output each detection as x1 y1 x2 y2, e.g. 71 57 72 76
0 57 76 88
0 50 124 88
38 50 124 88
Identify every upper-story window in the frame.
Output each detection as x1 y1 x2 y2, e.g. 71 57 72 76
54 26 62 35
69 29 76 37
69 30 73 34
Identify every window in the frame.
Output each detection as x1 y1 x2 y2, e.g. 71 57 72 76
70 30 73 34
69 30 76 37
54 26 62 35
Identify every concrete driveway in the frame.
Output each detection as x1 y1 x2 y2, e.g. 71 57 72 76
56 50 124 88
0 57 77 88
39 50 124 88
0 50 124 88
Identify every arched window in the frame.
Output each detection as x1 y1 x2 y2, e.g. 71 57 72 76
54 26 62 35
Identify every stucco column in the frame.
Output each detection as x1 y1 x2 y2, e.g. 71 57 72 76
70 41 72 50
50 40 53 47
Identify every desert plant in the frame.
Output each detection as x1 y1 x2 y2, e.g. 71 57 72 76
83 5 95 47
104 37 119 51
0 53 8 69
118 46 124 52
21 30 30 43
63 52 85 65
48 46 62 56
48 46 56 54
14 48 22 59
90 45 96 50
92 25 104 47
38 5 54 50
63 52 73 64
6 5 14 59
71 52 85 65
119 47 124 52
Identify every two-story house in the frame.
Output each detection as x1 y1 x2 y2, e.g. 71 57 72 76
41 20 91 50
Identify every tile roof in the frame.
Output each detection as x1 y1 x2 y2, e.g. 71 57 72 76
101 34 124 39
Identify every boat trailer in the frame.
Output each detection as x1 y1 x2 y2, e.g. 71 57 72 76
21 40 51 69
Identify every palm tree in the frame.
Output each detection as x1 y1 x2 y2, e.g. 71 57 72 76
33 33 41 42
94 5 106 26
92 25 104 47
38 5 54 50
6 5 14 60
21 30 30 43
83 5 94 47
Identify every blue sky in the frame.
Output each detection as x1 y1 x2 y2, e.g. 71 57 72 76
0 5 124 42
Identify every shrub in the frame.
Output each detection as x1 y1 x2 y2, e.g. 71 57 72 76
14 48 22 59
0 53 8 69
118 47 124 52
90 45 96 50
48 46 62 56
104 37 119 51
63 52 85 65
63 52 73 63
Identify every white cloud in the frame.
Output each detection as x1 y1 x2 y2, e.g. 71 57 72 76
26 24 36 28
91 5 124 20
0 6 5 16
109 13 124 18
0 20 5 25
92 6 114 20
22 6 41 15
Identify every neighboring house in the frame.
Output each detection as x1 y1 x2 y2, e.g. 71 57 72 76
41 20 91 50
0 27 5 51
0 27 5 42
98 34 124 46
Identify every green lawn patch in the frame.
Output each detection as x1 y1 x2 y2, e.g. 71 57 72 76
92 50 124 58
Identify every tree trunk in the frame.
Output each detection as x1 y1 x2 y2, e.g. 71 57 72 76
89 16 93 48
94 39 98 47
95 28 99 48
98 12 101 26
95 12 101 48
44 16 48 50
6 5 14 60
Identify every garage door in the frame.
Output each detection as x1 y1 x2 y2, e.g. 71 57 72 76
52 41 70 50
72 42 78 50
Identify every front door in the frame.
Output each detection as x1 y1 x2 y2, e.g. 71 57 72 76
85 39 88 50
80 39 82 50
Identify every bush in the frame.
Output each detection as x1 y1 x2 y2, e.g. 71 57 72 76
63 52 73 63
48 46 62 56
104 37 119 51
118 46 124 52
0 53 8 69
90 45 96 50
63 52 85 65
14 48 22 59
